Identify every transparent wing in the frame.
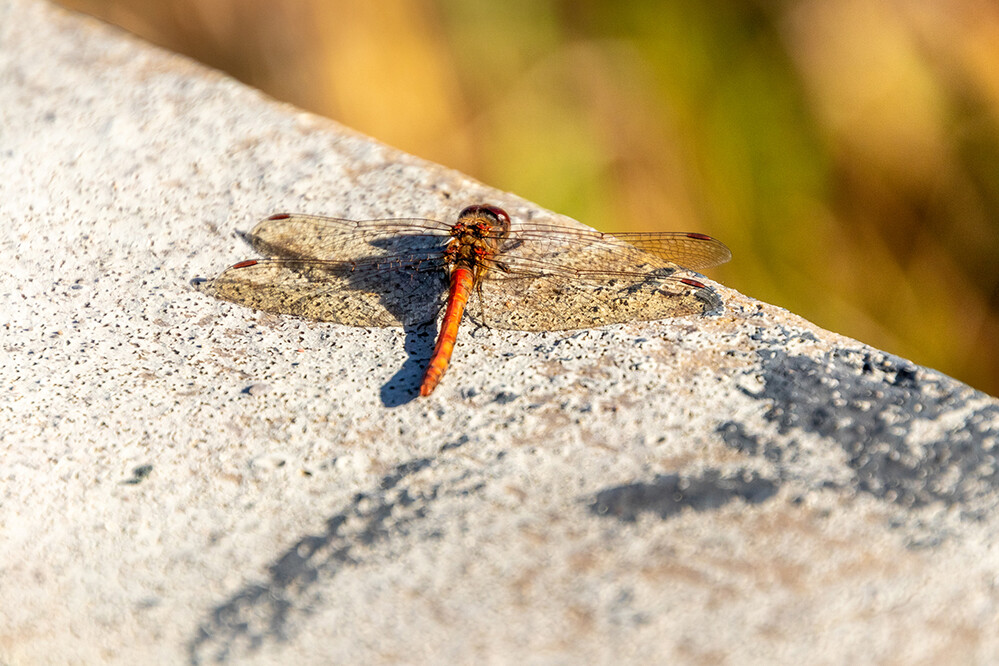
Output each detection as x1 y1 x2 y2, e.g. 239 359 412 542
194 257 446 327
484 220 731 277
244 213 452 261
473 272 721 331
604 231 731 270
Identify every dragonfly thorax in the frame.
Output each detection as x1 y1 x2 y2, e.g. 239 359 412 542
443 205 512 281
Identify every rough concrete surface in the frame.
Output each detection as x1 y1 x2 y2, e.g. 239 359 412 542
2 1 999 664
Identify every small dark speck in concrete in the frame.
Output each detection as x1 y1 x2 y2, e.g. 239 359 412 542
122 464 154 485
493 391 518 404
441 435 469 452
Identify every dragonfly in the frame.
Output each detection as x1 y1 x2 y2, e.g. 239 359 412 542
194 204 731 396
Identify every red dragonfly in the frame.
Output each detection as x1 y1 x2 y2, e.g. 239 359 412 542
195 205 730 395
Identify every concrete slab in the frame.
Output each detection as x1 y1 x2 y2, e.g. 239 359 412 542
2 1 998 664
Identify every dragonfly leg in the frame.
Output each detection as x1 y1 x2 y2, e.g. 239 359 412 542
474 281 491 328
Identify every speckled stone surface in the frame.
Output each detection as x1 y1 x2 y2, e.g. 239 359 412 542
3 1 999 664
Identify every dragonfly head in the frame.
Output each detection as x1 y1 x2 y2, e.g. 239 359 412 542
457 204 511 238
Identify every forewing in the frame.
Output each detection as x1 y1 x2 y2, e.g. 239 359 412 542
612 232 731 270
490 219 730 275
245 213 451 262
195 258 446 327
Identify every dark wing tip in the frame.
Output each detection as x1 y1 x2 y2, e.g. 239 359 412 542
675 277 723 312
694 285 723 312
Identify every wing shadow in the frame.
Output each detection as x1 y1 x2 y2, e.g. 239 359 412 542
196 230 452 404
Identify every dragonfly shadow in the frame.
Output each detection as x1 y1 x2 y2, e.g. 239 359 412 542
209 230 453 404
234 229 449 331
379 321 439 407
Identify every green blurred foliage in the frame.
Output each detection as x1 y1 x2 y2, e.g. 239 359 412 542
59 0 999 396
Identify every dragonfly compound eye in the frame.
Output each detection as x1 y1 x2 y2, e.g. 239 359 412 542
480 205 510 225
458 204 510 225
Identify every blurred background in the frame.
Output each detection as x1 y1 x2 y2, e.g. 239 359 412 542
57 0 999 396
